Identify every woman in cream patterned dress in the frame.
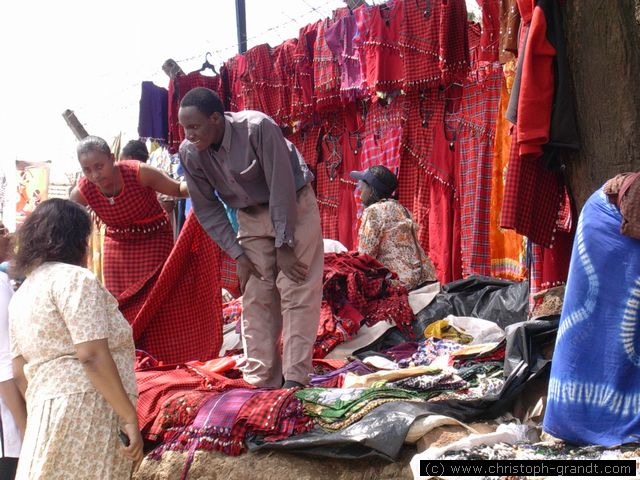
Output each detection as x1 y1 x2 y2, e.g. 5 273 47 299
9 199 142 479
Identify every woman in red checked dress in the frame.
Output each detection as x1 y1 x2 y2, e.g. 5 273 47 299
70 136 188 300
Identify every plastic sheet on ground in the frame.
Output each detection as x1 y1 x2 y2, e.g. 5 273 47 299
413 276 529 337
408 282 441 314
325 321 396 360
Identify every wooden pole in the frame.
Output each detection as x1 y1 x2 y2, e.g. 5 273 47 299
61 109 89 140
345 0 365 10
162 58 185 80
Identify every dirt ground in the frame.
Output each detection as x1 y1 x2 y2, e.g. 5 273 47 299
135 448 415 480
134 423 493 480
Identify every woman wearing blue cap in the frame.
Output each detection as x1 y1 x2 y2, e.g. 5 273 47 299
350 165 436 290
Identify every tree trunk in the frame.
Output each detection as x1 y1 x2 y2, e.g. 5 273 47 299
563 0 640 208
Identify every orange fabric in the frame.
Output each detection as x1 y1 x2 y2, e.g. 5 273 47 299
489 69 527 281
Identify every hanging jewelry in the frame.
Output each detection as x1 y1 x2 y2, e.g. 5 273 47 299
107 173 117 205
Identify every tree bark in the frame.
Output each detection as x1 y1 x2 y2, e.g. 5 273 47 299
563 0 640 208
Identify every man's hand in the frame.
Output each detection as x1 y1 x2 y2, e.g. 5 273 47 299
236 254 264 292
276 244 309 284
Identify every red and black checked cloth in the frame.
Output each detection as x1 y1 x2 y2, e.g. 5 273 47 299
529 231 572 301
239 44 279 119
358 96 405 218
316 119 346 240
222 297 243 325
224 54 246 112
316 252 415 358
500 131 565 247
290 22 318 121
360 96 404 173
272 39 297 125
528 191 574 300
315 158 341 240
149 388 311 465
400 0 443 90
439 0 470 85
397 147 419 216
289 124 322 173
401 89 441 174
478 0 501 63
337 105 363 249
220 251 240 298
230 388 314 445
313 18 342 112
136 367 206 440
136 362 253 440
361 1 405 95
167 71 223 152
120 213 223 364
315 302 363 358
399 89 443 261
416 119 463 284
456 62 502 277
78 160 173 299
323 253 393 313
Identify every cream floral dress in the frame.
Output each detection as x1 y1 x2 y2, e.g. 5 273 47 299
9 262 138 480
358 199 436 290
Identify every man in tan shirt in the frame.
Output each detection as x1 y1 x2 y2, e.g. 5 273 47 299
178 87 323 389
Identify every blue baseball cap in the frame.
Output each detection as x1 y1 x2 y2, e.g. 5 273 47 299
350 166 397 196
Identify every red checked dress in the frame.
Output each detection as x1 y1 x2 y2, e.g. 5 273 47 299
77 160 173 300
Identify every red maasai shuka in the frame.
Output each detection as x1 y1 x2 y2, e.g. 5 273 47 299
136 362 253 440
167 71 224 152
313 18 341 112
315 252 415 357
120 213 223 364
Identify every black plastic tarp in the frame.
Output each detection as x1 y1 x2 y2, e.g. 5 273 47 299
412 275 530 337
249 316 559 461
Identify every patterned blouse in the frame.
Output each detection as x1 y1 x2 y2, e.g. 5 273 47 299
9 262 137 405
357 199 436 290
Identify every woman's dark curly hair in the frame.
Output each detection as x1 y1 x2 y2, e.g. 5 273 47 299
14 198 91 275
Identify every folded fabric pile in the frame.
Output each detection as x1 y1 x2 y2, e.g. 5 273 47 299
450 342 506 367
136 358 252 441
397 316 507 371
231 388 315 443
151 390 214 442
398 338 467 367
309 360 375 388
341 364 441 388
150 387 314 474
389 371 468 395
315 252 415 358
430 365 505 402
296 386 426 432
